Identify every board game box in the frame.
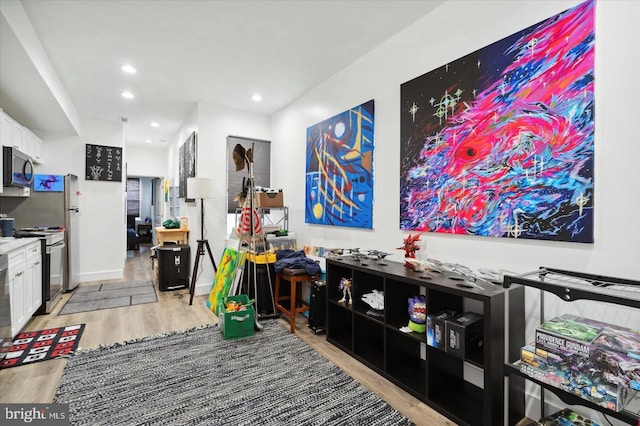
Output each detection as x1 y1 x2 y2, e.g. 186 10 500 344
519 360 632 412
535 314 640 360
520 343 640 391
536 408 601 425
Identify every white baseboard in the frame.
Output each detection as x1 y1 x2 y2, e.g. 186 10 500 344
195 282 211 296
79 269 123 284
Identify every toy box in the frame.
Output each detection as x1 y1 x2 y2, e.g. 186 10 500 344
535 315 603 357
445 312 483 360
521 343 640 392
519 360 631 412
536 408 601 425
520 343 573 369
535 314 640 360
427 310 455 350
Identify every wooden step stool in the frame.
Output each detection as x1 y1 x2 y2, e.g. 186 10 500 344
275 268 318 333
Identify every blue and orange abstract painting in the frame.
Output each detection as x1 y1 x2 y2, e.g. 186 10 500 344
400 0 594 243
306 100 375 229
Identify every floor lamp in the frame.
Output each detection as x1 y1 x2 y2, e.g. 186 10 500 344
187 177 217 305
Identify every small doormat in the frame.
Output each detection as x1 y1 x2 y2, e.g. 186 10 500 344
59 279 157 315
0 324 85 369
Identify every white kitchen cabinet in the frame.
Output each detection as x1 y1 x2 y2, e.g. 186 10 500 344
8 248 26 337
0 109 43 164
1 109 14 148
24 129 36 159
10 121 25 154
25 241 42 317
7 240 41 337
32 136 44 164
1 110 26 153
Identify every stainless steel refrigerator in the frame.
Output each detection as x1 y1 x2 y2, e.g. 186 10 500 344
0 174 80 291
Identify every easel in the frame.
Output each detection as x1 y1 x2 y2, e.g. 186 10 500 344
188 178 218 305
188 239 217 305
230 143 278 330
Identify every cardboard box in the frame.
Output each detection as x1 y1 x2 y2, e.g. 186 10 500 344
445 312 483 359
218 294 255 340
519 360 631 412
427 310 455 350
535 314 640 360
521 343 640 392
537 408 601 426
257 191 284 207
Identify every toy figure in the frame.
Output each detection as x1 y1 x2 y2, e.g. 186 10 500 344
398 233 421 258
397 233 421 268
338 277 353 305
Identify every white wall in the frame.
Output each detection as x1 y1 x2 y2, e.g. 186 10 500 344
126 145 167 178
39 117 125 282
271 1 640 422
168 102 270 295
271 0 640 280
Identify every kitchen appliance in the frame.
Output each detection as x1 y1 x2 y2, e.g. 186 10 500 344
0 174 80 292
15 228 65 314
0 254 10 361
2 147 34 187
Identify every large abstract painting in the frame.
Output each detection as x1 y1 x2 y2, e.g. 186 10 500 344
179 131 197 201
305 100 375 229
400 0 594 243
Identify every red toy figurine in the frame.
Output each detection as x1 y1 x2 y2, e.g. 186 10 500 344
398 234 421 268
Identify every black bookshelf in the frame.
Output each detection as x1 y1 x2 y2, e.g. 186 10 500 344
325 257 525 426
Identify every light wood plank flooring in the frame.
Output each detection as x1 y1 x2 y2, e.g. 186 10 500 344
0 245 455 425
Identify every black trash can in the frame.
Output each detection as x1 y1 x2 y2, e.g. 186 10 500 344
156 244 190 291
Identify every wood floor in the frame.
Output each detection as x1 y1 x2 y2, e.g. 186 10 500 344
0 245 455 425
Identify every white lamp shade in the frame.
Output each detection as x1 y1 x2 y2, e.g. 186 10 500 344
187 177 215 199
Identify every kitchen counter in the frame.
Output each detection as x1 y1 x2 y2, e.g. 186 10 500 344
0 237 40 255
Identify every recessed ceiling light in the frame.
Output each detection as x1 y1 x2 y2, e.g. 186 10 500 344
150 121 159 128
251 94 262 102
145 139 153 144
121 91 134 99
121 64 137 74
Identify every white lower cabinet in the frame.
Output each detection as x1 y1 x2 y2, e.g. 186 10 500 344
8 240 42 337
8 248 26 337
26 241 42 317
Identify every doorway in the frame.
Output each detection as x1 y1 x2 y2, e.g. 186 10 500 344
126 176 162 255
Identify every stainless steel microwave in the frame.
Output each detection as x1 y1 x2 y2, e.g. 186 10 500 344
3 146 34 187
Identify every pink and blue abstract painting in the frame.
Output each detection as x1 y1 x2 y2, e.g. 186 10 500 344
400 0 594 243
306 100 375 229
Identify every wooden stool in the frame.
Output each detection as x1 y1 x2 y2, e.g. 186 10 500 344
275 268 317 333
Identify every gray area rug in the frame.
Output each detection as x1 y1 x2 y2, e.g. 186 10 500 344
54 322 413 426
59 280 157 315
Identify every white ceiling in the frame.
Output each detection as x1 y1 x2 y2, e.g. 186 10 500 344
0 0 444 148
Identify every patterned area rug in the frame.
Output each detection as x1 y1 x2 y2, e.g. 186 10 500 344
54 322 413 425
59 280 157 315
0 325 85 369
